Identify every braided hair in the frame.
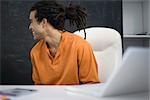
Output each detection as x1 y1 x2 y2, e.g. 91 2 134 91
30 0 87 39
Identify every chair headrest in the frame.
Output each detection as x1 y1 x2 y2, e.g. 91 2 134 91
74 27 121 51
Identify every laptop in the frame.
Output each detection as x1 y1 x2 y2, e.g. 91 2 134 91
66 47 149 97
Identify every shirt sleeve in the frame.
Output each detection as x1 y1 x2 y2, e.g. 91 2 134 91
77 41 100 84
30 52 41 85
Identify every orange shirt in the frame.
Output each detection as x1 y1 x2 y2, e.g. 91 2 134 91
30 32 99 85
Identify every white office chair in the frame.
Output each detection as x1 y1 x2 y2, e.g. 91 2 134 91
74 27 122 83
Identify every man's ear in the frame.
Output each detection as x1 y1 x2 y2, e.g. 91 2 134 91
41 18 48 28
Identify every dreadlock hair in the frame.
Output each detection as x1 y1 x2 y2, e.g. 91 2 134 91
30 0 87 39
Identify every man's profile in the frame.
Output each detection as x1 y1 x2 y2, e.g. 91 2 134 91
29 0 99 85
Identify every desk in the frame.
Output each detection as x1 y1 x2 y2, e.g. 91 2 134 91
0 85 148 100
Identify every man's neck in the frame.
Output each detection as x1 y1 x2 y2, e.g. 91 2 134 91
44 29 62 49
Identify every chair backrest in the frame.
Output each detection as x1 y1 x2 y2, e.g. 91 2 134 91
74 27 122 82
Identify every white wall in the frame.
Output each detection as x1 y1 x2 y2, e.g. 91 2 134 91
123 1 143 35
143 0 150 34
123 0 150 35
149 0 150 34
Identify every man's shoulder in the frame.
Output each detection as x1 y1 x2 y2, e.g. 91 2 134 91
73 34 90 46
65 31 88 44
30 40 44 55
63 31 92 50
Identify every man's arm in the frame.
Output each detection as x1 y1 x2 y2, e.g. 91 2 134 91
30 52 41 85
77 41 100 84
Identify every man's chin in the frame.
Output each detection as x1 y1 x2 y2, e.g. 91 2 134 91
33 37 40 40
33 36 43 41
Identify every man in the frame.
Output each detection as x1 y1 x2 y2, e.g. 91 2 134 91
29 0 99 85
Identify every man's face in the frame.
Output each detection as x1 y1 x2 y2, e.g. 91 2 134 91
29 11 44 40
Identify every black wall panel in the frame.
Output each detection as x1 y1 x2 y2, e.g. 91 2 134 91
1 0 122 84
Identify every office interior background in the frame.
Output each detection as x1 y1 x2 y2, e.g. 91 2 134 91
0 0 149 84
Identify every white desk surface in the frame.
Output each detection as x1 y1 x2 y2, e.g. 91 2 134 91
0 85 149 100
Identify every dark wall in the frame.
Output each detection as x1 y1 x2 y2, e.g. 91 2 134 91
1 0 122 85
1 1 36 84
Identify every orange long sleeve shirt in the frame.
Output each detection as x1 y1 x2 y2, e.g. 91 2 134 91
30 31 99 85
